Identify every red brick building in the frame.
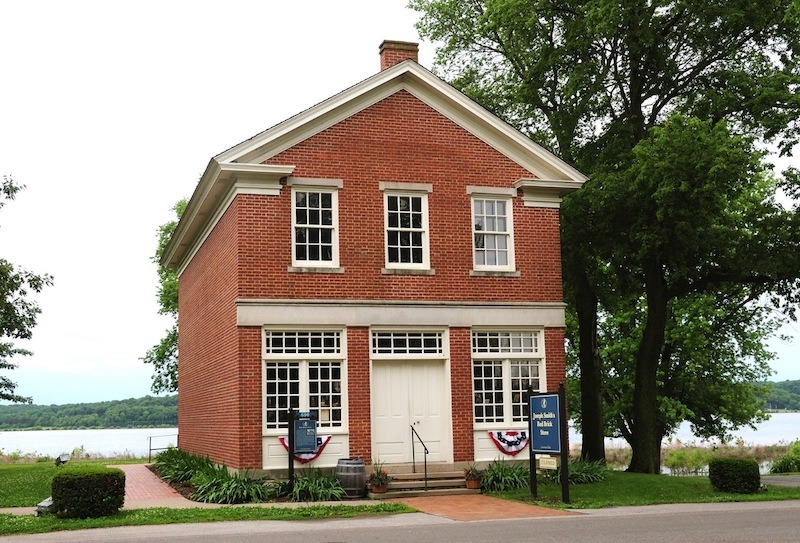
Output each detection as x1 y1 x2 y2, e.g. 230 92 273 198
162 41 586 472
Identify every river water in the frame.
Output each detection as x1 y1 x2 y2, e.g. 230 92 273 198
0 413 798 459
0 428 178 458
569 412 800 448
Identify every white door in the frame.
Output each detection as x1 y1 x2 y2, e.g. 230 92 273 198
372 360 450 464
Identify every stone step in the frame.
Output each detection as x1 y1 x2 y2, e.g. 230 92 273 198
370 487 481 499
391 471 463 481
388 478 465 490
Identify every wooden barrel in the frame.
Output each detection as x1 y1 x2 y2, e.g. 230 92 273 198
336 458 366 499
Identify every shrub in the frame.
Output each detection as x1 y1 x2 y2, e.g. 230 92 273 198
770 454 800 474
708 458 760 494
290 468 345 502
562 459 608 484
664 447 713 475
481 458 529 492
152 447 215 483
51 465 125 518
770 441 800 474
191 469 270 504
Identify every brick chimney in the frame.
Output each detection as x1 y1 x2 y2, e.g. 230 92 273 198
379 40 419 70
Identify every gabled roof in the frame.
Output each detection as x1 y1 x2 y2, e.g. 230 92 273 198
162 60 587 272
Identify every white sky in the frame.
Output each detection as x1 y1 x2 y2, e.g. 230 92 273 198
0 1 796 406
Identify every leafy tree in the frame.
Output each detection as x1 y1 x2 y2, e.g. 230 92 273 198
413 0 800 471
142 199 186 394
0 176 53 403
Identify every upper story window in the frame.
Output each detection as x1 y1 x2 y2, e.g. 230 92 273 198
472 196 515 271
380 182 432 272
289 178 342 269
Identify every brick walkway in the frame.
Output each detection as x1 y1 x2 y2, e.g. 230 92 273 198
389 494 580 521
109 464 183 502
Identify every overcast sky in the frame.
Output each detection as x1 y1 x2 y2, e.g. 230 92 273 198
0 1 797 406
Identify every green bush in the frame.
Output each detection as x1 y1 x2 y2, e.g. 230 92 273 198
664 448 713 475
561 459 608 484
191 469 270 504
51 465 125 518
708 458 760 494
770 454 800 474
770 441 800 474
481 459 530 492
289 468 345 502
152 447 215 483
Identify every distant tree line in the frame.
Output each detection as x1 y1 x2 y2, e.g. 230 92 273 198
0 395 177 430
767 380 800 411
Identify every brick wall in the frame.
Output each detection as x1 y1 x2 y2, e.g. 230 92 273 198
449 327 474 462
178 199 263 469
233 90 563 304
178 88 569 469
346 327 372 460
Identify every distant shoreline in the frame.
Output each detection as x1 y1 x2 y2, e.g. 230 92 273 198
0 424 177 432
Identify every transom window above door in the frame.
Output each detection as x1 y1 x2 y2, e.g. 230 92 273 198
371 331 443 356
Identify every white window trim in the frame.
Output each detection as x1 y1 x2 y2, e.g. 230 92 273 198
381 189 431 271
291 185 340 269
471 329 545 429
471 195 516 272
262 328 348 436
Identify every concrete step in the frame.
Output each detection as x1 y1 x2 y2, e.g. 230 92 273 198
388 478 465 490
368 469 477 499
391 471 463 481
370 487 481 499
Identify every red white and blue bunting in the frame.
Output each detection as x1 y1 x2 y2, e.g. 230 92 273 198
278 435 332 463
488 431 529 456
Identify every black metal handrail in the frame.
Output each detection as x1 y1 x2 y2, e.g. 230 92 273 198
410 425 429 491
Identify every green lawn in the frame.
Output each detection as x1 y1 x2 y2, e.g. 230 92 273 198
0 504 414 536
498 470 800 509
0 458 146 508
3 461 800 536
0 463 59 507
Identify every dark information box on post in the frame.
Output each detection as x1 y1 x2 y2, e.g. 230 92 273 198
528 383 569 503
287 409 317 489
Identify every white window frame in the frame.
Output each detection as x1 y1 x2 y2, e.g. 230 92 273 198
290 179 341 269
262 328 347 435
380 182 432 271
471 330 544 428
469 189 516 272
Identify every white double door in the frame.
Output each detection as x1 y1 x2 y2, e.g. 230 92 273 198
372 359 451 464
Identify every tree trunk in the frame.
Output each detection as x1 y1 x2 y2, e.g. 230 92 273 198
575 270 606 462
628 260 669 473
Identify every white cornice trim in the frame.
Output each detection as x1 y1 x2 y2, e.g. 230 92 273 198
163 162 295 271
513 178 584 209
236 299 567 328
